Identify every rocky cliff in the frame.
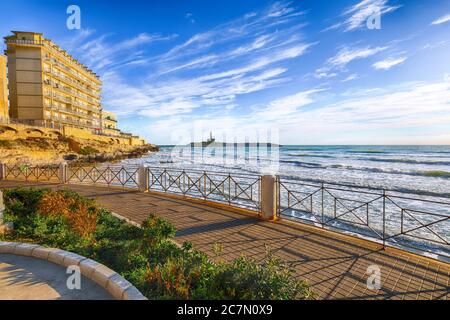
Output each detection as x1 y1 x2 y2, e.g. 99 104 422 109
0 136 159 165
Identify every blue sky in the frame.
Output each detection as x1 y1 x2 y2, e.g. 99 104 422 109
1 0 450 145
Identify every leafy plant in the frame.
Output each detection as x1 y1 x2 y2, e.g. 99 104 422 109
38 190 97 238
78 146 100 155
3 187 49 217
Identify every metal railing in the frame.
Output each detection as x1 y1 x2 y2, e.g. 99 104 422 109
3 164 60 182
147 167 261 211
277 177 450 259
44 68 100 103
6 39 44 45
66 165 139 188
3 118 64 130
0 163 448 260
45 104 90 118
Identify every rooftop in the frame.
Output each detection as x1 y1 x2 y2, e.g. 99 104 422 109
5 31 100 82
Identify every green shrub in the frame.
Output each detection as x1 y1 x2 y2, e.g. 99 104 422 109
3 187 50 217
211 253 313 300
38 190 98 238
78 146 100 155
141 213 176 248
0 140 12 148
26 137 51 149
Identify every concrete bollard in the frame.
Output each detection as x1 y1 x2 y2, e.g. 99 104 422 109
260 175 278 220
0 163 5 180
138 165 149 192
58 162 67 184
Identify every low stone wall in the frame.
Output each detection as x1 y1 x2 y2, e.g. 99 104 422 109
0 122 63 140
0 122 146 146
0 241 147 300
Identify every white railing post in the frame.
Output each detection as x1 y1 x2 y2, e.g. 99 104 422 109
260 175 278 220
138 165 149 192
59 162 67 184
0 163 5 180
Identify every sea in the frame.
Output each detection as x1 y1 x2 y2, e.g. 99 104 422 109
119 144 450 260
123 145 450 197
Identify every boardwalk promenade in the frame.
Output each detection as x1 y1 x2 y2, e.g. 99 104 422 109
0 179 448 300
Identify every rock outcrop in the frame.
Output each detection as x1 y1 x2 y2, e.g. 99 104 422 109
0 136 159 165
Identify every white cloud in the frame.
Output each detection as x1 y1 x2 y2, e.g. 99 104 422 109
139 78 450 144
310 80 450 131
185 12 195 23
326 0 401 32
229 34 276 56
431 13 450 25
328 46 388 67
314 46 387 79
138 99 197 117
101 62 290 118
99 27 313 118
267 1 296 18
159 1 305 64
255 89 323 119
372 56 407 70
341 74 358 82
70 32 177 72
64 1 310 115
160 54 219 74
314 68 338 79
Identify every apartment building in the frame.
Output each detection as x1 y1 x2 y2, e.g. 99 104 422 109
102 110 118 130
4 31 102 132
0 55 8 122
102 110 121 136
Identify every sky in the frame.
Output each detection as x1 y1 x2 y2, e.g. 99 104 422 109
1 0 450 145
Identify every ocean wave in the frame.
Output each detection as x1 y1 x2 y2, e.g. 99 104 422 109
287 153 335 158
280 160 324 168
361 157 450 166
329 164 450 179
345 150 386 154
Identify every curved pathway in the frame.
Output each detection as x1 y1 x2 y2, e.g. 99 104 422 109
0 180 449 300
0 253 112 300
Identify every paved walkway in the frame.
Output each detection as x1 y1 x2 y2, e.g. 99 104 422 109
0 253 112 300
0 180 449 300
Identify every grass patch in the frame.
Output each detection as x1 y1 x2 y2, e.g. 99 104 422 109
0 187 313 300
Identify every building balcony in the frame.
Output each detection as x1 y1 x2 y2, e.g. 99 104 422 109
45 104 92 119
6 39 44 46
71 99 101 113
44 91 72 104
50 59 101 89
45 116 100 130
44 87 101 114
44 67 100 99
